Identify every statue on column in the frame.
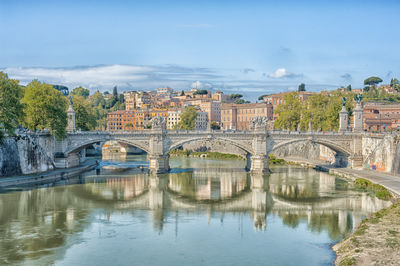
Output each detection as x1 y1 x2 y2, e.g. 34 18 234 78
250 116 269 131
355 94 362 104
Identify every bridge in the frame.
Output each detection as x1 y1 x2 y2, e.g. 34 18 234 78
53 115 368 173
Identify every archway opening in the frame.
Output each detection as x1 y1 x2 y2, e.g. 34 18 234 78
271 139 350 168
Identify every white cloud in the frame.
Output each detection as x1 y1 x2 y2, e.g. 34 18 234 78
1 65 220 92
191 80 213 89
268 68 301 79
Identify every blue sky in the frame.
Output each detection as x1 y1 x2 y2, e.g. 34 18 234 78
0 0 399 99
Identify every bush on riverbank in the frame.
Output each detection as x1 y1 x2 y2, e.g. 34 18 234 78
269 154 285 165
354 178 393 200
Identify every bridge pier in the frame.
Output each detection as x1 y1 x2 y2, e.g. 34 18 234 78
148 154 170 174
250 155 270 173
54 152 80 168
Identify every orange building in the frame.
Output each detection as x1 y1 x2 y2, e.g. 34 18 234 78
107 110 136 131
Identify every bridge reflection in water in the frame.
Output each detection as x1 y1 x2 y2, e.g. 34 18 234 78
0 165 391 265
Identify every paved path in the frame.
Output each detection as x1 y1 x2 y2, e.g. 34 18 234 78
281 157 400 196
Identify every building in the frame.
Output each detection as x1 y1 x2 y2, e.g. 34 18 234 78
195 111 209 130
156 87 173 95
263 91 314 110
124 91 137 110
221 102 273 130
167 109 183 129
200 101 221 123
107 110 136 131
363 102 400 131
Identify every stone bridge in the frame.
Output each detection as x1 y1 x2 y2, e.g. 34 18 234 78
54 116 367 173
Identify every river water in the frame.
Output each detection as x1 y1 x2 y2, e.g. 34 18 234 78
0 155 391 265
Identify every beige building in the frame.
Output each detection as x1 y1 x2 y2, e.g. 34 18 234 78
200 101 221 123
221 102 273 130
167 109 183 129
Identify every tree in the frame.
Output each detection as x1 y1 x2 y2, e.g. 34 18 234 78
229 94 243 99
112 86 118 97
298 83 306 92
178 107 198 130
258 94 268 101
364 76 382 87
193 89 208 95
119 93 125 103
72 95 97 131
210 121 220 130
234 99 250 104
180 90 185 96
0 72 24 138
274 92 302 130
104 91 110 95
390 78 400 91
22 80 68 139
346 85 352 91
71 86 90 98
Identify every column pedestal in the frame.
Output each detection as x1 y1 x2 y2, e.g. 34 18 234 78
353 103 363 133
339 106 349 132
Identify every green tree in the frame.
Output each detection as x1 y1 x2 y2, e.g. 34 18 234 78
72 95 97 131
274 92 302 130
0 72 24 138
229 94 243 99
112 86 118 97
210 121 220 130
364 76 382 87
178 107 198 130
180 90 185 96
346 84 352 91
22 80 68 139
119 93 125 103
258 94 268 101
298 83 306 92
390 78 400 91
193 89 208 95
71 86 90 98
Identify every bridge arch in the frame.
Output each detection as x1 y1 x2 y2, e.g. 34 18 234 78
271 138 352 156
65 138 150 155
168 136 254 155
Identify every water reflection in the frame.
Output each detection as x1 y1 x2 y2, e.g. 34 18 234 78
0 161 392 265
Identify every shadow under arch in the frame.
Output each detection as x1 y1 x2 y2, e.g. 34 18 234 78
64 138 150 155
271 138 351 167
168 136 254 155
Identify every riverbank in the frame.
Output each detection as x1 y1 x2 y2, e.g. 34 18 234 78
333 201 400 266
0 159 98 188
279 156 400 266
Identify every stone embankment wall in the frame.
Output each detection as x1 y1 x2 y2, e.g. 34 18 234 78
0 135 55 177
362 135 396 173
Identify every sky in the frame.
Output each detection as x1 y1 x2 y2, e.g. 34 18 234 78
0 0 399 100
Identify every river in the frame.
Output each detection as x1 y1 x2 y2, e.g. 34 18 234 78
0 155 391 265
